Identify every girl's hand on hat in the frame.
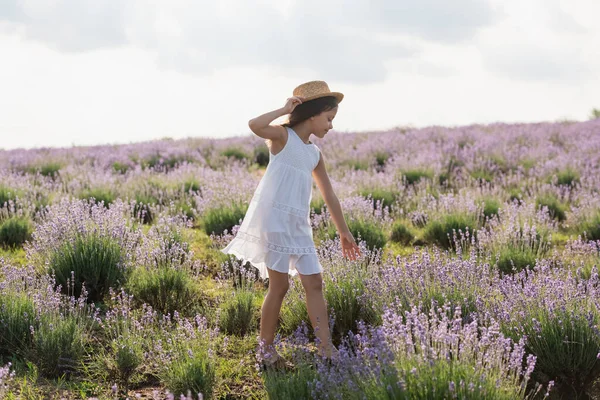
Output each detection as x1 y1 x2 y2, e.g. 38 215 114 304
283 96 304 114
340 230 360 261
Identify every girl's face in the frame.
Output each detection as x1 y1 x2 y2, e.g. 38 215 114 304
312 107 338 138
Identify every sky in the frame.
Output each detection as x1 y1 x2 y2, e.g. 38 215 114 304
0 0 599 150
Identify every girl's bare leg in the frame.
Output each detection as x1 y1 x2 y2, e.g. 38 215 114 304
298 272 338 358
259 268 289 357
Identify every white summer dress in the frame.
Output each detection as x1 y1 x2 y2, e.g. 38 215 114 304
220 126 324 279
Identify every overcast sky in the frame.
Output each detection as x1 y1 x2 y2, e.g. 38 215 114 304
1 0 599 150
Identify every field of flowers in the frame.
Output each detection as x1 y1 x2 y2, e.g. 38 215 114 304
1 119 599 399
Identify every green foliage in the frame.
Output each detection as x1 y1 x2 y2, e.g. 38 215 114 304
112 336 144 395
503 307 600 396
141 153 162 170
220 258 261 291
310 197 325 215
446 155 465 169
495 246 537 274
218 289 258 336
374 151 390 168
325 272 381 345
359 188 397 210
164 155 194 170
481 197 501 220
125 266 201 318
549 167 581 187
580 210 600 241
202 202 248 236
49 233 124 303
28 315 87 379
422 292 478 326
0 186 19 206
390 221 415 246
23 162 61 177
508 187 524 203
0 217 33 248
457 138 474 149
439 156 464 186
254 145 270 167
279 292 310 338
182 179 201 193
470 168 494 183
490 154 510 173
339 159 370 171
133 194 159 225
536 193 567 222
438 171 450 186
37 162 62 178
281 266 380 346
33 194 50 215
91 333 145 396
161 346 216 399
423 213 478 250
0 292 36 358
221 147 250 161
307 357 526 399
401 169 434 185
176 200 196 221
79 187 117 207
139 153 192 170
519 158 536 172
589 108 600 120
393 359 524 400
262 363 318 400
112 161 131 174
327 219 387 252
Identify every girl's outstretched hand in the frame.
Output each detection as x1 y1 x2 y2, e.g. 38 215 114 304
340 230 361 261
283 96 304 114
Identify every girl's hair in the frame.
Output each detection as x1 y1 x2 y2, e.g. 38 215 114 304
282 96 339 128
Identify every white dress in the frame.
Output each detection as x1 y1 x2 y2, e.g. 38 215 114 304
220 126 324 279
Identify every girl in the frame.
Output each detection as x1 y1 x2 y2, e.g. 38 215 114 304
220 80 361 370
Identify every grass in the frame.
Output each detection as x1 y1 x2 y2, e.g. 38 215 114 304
0 247 27 266
422 213 479 250
201 202 248 236
358 188 397 210
0 218 593 399
0 154 597 398
401 168 434 185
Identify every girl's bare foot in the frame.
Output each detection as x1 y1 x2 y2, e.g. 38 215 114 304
257 344 294 371
259 351 295 371
318 340 340 361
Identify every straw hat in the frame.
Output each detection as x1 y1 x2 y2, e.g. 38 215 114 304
292 80 344 104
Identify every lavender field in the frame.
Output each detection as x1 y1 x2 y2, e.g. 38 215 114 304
1 119 600 399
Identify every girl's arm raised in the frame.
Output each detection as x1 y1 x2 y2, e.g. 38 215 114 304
248 96 304 140
312 153 361 260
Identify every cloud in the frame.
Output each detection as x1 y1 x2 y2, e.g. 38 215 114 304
3 0 595 86
336 0 498 43
544 1 589 35
481 43 594 83
0 0 129 52
0 0 500 82
123 0 418 82
477 0 599 84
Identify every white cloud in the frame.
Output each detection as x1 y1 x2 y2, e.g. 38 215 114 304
477 0 600 83
0 0 129 52
0 0 499 81
335 0 497 43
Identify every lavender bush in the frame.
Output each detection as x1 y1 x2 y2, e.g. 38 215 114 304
0 119 599 397
270 304 541 400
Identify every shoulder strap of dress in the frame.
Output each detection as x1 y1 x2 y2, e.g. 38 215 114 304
286 126 294 138
287 127 300 144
